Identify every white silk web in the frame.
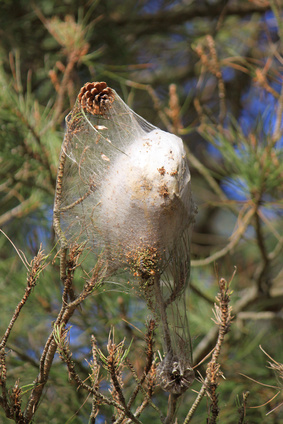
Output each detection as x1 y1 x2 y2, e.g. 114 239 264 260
53 82 196 394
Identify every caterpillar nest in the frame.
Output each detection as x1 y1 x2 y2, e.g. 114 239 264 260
54 81 195 273
53 82 196 394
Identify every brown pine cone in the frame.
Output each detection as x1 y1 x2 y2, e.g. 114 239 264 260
78 81 115 115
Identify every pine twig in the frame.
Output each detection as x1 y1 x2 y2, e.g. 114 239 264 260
107 346 143 424
126 360 161 421
127 320 156 409
60 344 127 414
184 275 234 423
0 348 10 418
10 381 25 423
206 362 220 424
0 349 27 422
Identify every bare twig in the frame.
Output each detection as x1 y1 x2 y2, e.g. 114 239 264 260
254 204 271 294
7 344 39 369
107 3 273 28
164 393 180 424
184 144 228 204
123 79 173 131
191 206 255 267
0 197 40 227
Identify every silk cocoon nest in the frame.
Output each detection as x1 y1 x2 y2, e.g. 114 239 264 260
54 82 196 394
55 82 195 275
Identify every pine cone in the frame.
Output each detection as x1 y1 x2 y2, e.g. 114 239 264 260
78 82 115 115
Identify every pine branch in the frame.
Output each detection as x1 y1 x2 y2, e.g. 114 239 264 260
23 251 105 422
106 2 274 30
